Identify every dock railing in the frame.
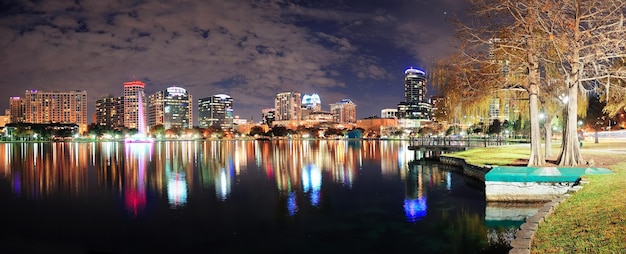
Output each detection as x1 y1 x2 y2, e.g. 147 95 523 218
408 136 507 150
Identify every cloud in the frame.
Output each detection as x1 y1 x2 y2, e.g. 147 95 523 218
0 0 464 121
0 0 360 119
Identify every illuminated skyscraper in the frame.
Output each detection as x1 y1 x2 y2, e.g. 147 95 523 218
123 80 147 131
274 91 301 121
302 93 322 111
330 99 357 124
398 68 431 119
9 96 25 123
23 89 88 126
95 95 124 129
148 87 193 129
301 93 322 120
198 94 233 130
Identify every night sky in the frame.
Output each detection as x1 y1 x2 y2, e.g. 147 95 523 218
0 0 467 124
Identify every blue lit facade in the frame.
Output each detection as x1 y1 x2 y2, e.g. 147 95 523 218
398 68 432 120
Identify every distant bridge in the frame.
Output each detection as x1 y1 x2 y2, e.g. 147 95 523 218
408 136 508 152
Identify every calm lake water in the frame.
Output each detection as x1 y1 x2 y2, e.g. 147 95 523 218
0 140 528 254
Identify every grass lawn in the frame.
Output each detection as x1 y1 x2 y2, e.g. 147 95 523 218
531 162 626 253
444 145 530 166
531 140 626 253
445 140 626 253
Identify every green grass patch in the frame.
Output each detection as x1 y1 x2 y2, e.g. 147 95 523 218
444 141 626 252
532 162 626 253
444 145 530 166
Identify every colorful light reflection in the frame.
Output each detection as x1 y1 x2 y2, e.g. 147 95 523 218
123 142 152 216
287 192 298 216
404 197 427 222
216 167 231 201
167 172 188 208
302 164 322 207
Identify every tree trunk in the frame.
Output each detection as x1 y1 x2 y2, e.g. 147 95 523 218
526 31 545 166
527 82 545 166
543 115 553 158
557 77 585 166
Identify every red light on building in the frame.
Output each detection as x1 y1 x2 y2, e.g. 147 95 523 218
124 80 146 87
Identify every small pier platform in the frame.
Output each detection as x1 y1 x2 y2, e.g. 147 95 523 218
408 136 506 152
485 166 613 202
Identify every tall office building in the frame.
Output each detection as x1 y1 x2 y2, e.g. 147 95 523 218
330 99 357 124
148 87 193 129
430 96 448 123
23 89 88 125
274 91 301 121
123 80 147 131
398 68 431 120
198 94 233 130
301 93 322 120
302 93 322 111
9 96 25 123
95 95 124 129
261 108 275 126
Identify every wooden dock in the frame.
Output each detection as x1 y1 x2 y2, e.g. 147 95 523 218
408 136 506 152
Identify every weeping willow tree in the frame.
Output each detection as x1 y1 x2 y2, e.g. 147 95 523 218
454 0 552 166
601 58 626 119
535 0 626 166
429 52 505 130
458 0 626 166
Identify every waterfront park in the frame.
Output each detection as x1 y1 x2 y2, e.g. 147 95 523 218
444 136 626 253
3 1 626 253
428 1 626 252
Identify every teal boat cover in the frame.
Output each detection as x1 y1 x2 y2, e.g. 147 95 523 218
485 166 613 182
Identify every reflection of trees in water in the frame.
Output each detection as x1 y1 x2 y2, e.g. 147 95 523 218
487 227 517 251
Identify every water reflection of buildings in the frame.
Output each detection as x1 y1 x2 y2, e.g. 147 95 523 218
160 142 193 208
0 143 90 198
404 164 427 222
258 140 361 215
250 140 422 216
2 140 454 223
262 140 360 195
196 141 250 201
123 142 152 216
301 164 322 207
404 161 452 222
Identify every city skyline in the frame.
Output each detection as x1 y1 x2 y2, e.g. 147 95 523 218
0 0 466 121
